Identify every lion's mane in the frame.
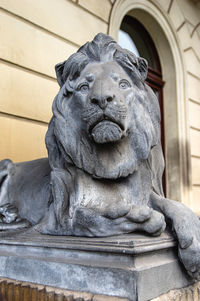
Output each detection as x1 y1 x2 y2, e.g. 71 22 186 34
45 33 163 184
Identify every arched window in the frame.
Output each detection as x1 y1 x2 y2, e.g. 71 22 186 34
118 16 165 192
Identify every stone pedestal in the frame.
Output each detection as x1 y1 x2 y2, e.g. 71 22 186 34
0 229 194 301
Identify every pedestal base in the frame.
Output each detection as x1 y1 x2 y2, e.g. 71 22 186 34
0 229 194 301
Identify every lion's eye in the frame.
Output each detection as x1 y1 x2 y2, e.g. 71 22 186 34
79 84 89 93
119 80 131 89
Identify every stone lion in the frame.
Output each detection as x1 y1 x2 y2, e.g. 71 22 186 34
0 33 199 279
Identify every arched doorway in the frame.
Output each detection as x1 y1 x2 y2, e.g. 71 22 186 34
109 0 190 205
118 15 165 192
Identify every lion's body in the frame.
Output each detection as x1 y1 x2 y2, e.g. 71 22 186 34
0 156 152 225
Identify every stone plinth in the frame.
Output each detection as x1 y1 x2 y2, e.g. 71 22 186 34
0 229 194 301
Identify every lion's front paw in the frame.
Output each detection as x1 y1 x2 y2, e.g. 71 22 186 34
0 203 18 223
150 193 200 279
164 201 200 280
178 235 200 280
0 203 31 230
173 211 200 280
126 205 153 222
127 207 166 236
142 210 166 236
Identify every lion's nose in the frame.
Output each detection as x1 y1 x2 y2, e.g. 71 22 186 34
90 95 114 109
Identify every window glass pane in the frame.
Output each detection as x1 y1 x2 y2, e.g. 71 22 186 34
118 29 140 57
118 16 161 71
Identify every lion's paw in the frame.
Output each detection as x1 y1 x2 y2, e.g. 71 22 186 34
178 235 200 280
142 210 166 236
0 203 18 223
126 205 152 223
173 210 200 280
162 200 200 280
0 203 31 230
127 207 166 236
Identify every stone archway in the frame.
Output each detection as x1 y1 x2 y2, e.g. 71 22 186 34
108 0 191 205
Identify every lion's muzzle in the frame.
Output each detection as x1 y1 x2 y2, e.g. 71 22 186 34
91 120 123 144
83 102 127 144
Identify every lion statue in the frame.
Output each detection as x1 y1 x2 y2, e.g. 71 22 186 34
0 33 199 280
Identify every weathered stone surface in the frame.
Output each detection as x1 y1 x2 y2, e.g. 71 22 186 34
0 229 195 301
0 33 199 282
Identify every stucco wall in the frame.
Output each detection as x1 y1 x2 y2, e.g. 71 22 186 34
0 0 111 161
166 0 200 213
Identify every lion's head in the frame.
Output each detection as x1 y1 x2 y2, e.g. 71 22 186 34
45 33 162 181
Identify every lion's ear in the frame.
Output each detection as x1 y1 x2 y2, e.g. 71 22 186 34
55 61 66 87
138 57 148 82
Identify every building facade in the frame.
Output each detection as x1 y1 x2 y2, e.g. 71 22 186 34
0 0 200 213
